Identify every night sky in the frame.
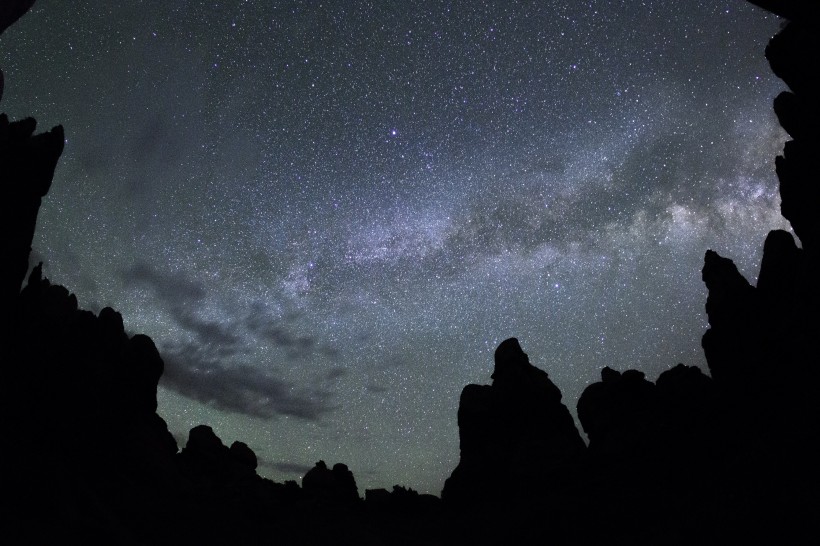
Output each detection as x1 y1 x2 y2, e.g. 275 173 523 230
1 1 789 494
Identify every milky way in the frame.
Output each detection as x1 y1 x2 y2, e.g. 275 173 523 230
0 1 789 493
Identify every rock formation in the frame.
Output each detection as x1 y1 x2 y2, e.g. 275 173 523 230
577 367 657 461
0 0 35 36
0 115 64 321
703 0 820 414
700 249 762 390
442 338 585 505
178 424 261 483
695 4 820 538
302 460 361 503
2 259 181 543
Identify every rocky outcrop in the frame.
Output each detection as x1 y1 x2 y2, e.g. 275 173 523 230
0 115 64 321
700 249 762 390
2 260 181 543
573 363 721 543
0 0 35 36
702 229 817 395
760 4 820 252
13 263 171 430
747 1 820 22
577 367 657 461
689 6 820 537
577 363 718 470
697 234 819 543
654 363 716 437
442 338 585 504
302 460 360 503
0 4 62 313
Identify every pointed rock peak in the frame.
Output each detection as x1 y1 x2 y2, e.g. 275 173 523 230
491 337 531 381
601 366 621 382
702 249 752 291
27 261 43 285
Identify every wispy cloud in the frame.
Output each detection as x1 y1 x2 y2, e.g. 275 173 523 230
245 300 339 361
122 263 342 420
121 262 206 305
162 342 337 420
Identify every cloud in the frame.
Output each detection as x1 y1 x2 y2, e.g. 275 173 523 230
121 264 329 354
172 309 241 347
122 263 342 419
161 342 337 420
245 301 339 361
121 262 206 305
324 367 347 380
121 262 239 347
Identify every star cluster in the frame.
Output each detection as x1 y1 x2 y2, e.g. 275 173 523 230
0 1 789 494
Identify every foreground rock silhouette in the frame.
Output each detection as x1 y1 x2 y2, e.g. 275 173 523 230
442 338 585 505
0 115 64 320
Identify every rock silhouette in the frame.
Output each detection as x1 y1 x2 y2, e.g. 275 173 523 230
0 115 64 319
442 338 585 506
760 2 820 252
577 367 658 461
302 460 360 503
0 0 35 36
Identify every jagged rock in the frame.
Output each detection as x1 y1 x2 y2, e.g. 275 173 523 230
0 115 64 316
302 460 360 503
0 0 35 35
756 2 820 406
3 244 181 544
748 1 820 24
766 22 820 99
442 338 585 504
185 424 225 455
229 441 258 472
303 460 333 490
9 264 168 433
761 15 820 252
655 363 715 415
777 140 820 250
773 92 819 142
365 485 441 517
574 362 724 544
653 364 718 458
577 367 656 460
331 463 359 502
98 306 126 340
757 230 802 298
703 228 818 397
701 250 755 327
700 249 763 389
179 424 235 485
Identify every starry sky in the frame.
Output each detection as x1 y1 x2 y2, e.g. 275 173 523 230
0 1 790 494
